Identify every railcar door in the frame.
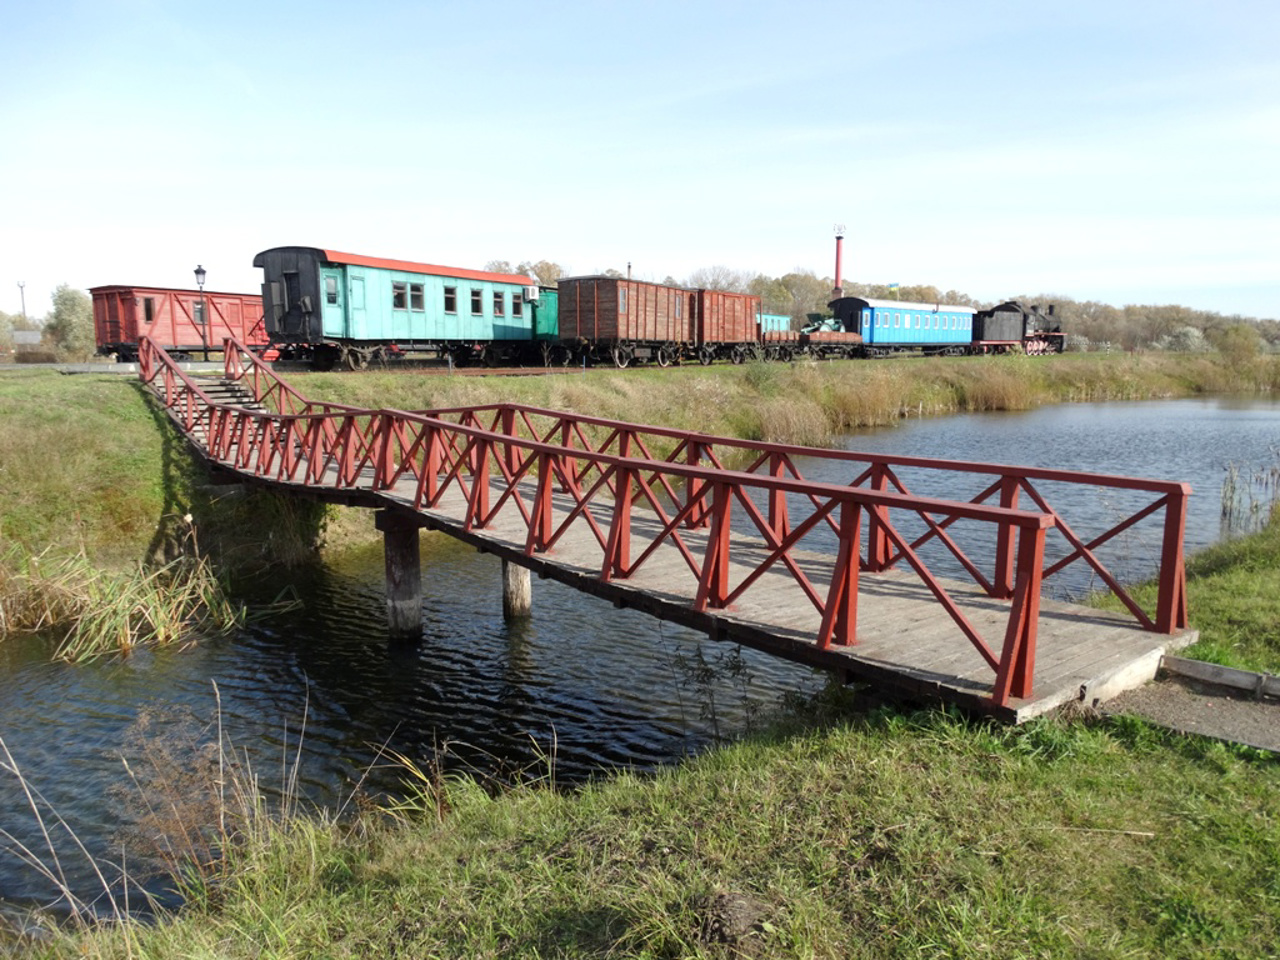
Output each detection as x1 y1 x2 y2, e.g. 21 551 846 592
348 276 366 340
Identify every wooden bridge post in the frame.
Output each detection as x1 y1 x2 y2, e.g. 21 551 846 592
503 560 532 619
992 475 1022 600
375 511 422 640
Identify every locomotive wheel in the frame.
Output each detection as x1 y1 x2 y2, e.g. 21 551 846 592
612 344 633 369
343 347 368 371
698 346 715 366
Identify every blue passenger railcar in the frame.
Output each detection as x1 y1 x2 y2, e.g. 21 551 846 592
829 297 976 356
255 246 542 369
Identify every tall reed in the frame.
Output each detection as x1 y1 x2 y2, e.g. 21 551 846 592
0 546 245 662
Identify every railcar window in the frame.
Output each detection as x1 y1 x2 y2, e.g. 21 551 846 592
325 277 338 305
410 283 424 311
392 282 408 310
284 271 301 308
471 289 483 315
894 313 900 328
619 288 627 313
444 286 457 314
143 298 155 325
493 291 504 317
193 301 205 326
512 295 523 318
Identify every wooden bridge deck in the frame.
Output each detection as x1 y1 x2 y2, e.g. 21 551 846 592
175 374 1197 723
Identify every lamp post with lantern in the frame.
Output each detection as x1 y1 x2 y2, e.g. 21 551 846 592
194 264 208 361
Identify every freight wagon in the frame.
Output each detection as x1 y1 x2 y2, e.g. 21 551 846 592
557 276 764 367
90 285 267 361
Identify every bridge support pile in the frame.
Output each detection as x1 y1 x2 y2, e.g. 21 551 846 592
376 511 422 640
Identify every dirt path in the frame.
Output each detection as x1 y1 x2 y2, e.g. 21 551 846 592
1103 675 1280 752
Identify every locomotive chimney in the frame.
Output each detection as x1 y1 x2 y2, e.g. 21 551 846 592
832 224 845 298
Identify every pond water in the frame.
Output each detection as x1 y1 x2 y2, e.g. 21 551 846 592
1 394 1276 920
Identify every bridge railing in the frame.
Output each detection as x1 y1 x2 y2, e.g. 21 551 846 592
210 341 1187 637
418 401 1189 637
144 336 1060 707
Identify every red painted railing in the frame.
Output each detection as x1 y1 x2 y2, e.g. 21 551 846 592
138 337 1189 707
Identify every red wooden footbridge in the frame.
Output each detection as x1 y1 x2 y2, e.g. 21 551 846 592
138 336 1197 721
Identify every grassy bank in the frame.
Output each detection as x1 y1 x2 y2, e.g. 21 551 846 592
1130 507 1280 674
294 350 1280 447
28 690 1279 957
0 370 323 655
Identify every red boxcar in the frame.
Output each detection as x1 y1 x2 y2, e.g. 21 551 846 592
90 285 266 361
557 276 694 367
696 290 759 346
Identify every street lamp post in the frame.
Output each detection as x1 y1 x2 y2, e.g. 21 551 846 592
17 281 26 323
194 264 208 361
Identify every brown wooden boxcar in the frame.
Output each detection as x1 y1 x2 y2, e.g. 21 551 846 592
695 289 762 362
557 276 764 367
556 276 695 367
91 285 267 361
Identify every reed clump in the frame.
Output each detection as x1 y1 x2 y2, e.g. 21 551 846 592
0 546 245 662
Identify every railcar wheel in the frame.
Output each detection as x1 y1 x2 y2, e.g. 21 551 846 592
481 345 498 368
777 346 793 363
612 344 633 369
656 345 675 368
698 346 715 366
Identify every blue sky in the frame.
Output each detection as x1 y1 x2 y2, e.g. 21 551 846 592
2 0 1276 320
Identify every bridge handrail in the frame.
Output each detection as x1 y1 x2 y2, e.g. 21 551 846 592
206 338 1187 636
140 338 1190 706
419 401 1189 635
190 398 1054 706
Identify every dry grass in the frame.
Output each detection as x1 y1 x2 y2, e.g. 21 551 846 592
0 544 246 661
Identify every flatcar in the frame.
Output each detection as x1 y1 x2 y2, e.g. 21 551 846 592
255 246 557 370
90 284 267 361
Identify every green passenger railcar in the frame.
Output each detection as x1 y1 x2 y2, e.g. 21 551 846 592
255 246 545 369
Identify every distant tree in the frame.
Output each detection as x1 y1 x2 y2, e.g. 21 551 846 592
1154 326 1209 353
44 284 94 360
0 309 14 352
517 260 565 286
1209 322 1264 364
601 268 625 279
685 265 752 293
778 270 834 322
484 259 516 275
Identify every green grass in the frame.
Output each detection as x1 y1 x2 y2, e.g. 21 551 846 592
26 705 1280 959
1122 509 1280 675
